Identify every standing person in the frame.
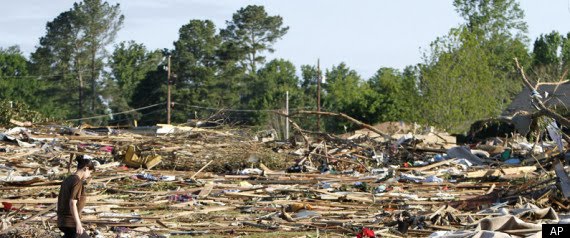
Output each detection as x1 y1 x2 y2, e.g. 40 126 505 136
57 156 95 238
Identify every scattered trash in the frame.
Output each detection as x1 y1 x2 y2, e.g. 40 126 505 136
293 210 319 219
356 227 375 238
423 175 443 183
239 168 263 175
433 154 444 162
169 194 193 203
135 173 158 181
447 146 484 165
400 173 425 183
319 181 332 189
1 105 570 237
504 158 521 165
160 175 176 181
375 184 387 193
123 145 162 169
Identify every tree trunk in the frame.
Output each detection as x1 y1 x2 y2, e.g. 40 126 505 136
78 70 84 124
91 47 97 112
250 29 256 74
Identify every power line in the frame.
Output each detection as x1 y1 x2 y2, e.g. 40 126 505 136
60 101 314 123
175 103 314 113
65 102 166 122
176 104 279 113
105 107 165 124
0 69 99 79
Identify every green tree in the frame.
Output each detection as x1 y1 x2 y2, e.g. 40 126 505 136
172 19 221 120
0 46 56 117
30 0 123 120
562 33 570 67
453 0 527 39
130 66 168 125
73 0 124 112
323 63 381 132
530 31 570 81
221 5 289 74
0 46 34 106
0 46 28 77
297 64 320 130
401 66 422 122
455 0 530 96
420 28 498 131
224 59 301 131
418 0 530 132
299 64 320 110
533 32 562 67
244 59 304 124
252 59 300 108
368 67 420 123
101 41 161 124
300 65 318 94
213 41 246 108
30 10 80 118
368 67 401 122
108 41 161 103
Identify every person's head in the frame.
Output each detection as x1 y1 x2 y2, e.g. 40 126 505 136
76 156 95 180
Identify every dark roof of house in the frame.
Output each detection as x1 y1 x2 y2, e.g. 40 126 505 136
503 82 570 116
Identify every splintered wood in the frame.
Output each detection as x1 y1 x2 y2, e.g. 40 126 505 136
1 123 569 237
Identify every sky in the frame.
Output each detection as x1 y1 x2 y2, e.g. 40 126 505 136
2 0 570 79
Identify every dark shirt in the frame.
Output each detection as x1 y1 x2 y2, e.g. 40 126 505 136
57 175 86 228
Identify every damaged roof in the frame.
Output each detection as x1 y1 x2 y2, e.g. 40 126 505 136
503 81 570 116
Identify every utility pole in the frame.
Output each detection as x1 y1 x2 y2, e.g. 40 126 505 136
317 59 321 131
167 54 172 124
285 91 289 140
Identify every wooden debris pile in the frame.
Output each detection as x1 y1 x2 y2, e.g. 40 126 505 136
0 117 569 238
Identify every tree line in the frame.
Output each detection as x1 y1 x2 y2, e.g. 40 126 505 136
1 0 570 133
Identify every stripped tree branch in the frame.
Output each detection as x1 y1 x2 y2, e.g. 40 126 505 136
292 110 390 138
514 58 570 128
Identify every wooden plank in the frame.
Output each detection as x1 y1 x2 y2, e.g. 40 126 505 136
486 183 496 195
553 160 570 198
224 192 270 198
163 206 235 220
191 160 213 179
198 184 214 198
314 189 373 203
1 195 109 204
82 221 154 227
399 159 455 172
465 166 536 178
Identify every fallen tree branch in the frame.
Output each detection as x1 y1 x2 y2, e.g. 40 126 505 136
287 118 310 148
277 110 390 138
516 58 570 199
515 58 570 128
